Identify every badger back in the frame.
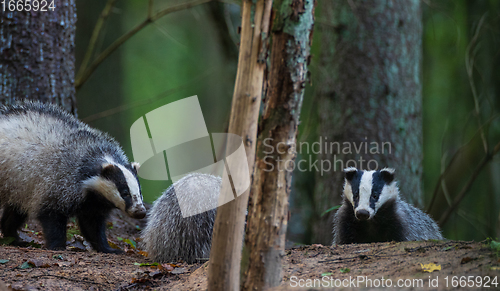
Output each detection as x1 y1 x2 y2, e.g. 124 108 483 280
142 173 221 263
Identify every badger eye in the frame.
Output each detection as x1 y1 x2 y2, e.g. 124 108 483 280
122 189 131 197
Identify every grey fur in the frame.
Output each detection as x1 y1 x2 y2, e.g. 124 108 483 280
142 173 221 263
0 101 145 251
332 168 443 244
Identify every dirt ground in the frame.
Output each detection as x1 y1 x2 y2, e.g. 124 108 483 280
1 210 499 290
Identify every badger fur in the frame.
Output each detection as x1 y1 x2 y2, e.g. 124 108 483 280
0 101 146 253
142 173 220 263
333 167 443 244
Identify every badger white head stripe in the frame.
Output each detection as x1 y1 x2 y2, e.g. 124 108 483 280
114 163 146 219
343 181 354 204
375 181 399 211
115 163 142 202
356 170 375 218
82 177 126 211
104 156 141 201
103 155 144 216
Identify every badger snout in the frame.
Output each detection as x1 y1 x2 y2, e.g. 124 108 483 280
355 209 370 221
128 204 146 219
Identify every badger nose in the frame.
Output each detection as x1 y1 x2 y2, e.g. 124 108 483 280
355 209 370 221
129 205 146 219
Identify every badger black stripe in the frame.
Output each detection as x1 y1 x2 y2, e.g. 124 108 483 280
370 171 386 210
348 170 364 208
100 164 133 210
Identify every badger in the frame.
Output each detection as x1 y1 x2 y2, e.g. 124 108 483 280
142 173 220 263
332 167 443 244
0 101 146 253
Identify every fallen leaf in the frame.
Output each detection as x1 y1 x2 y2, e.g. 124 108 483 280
19 261 34 269
321 272 332 276
340 268 350 273
108 240 121 250
0 259 9 264
420 263 441 272
159 264 175 272
124 239 136 249
28 259 50 268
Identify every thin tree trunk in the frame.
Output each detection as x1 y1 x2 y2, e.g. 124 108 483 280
207 0 273 290
242 0 315 289
0 0 77 113
312 0 422 244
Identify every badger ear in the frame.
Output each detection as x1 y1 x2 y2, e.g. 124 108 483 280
380 168 395 184
101 163 118 177
131 162 140 173
344 167 358 181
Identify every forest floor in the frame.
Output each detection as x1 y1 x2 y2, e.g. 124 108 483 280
1 210 499 291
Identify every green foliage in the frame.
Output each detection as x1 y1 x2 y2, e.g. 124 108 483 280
67 225 81 240
321 205 341 217
488 239 500 257
134 262 159 267
0 237 15 245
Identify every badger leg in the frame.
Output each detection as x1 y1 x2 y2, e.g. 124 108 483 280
0 205 28 245
37 210 68 250
77 212 121 254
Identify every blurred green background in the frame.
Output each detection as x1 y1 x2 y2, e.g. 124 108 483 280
75 0 500 243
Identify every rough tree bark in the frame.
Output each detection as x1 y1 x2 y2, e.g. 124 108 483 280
207 0 273 290
0 0 77 113
312 0 423 244
242 0 315 289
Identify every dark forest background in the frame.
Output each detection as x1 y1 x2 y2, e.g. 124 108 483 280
74 0 500 244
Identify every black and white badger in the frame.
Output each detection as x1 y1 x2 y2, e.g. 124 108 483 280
0 101 146 253
333 167 443 244
142 173 220 263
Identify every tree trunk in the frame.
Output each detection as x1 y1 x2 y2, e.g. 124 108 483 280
0 0 77 113
242 0 315 289
207 0 273 290
312 0 422 245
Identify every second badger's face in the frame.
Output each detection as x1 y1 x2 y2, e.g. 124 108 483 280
83 159 146 219
342 167 398 220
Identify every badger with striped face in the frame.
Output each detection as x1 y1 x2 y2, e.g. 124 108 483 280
0 101 146 253
333 167 443 244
